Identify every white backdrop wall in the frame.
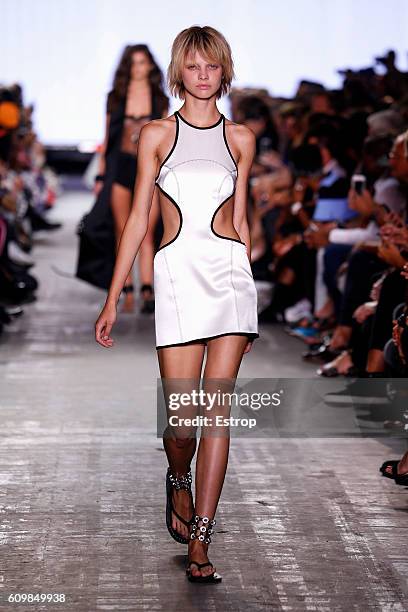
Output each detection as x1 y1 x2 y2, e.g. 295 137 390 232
2 0 408 145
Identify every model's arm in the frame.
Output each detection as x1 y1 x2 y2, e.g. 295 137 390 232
231 124 256 254
230 125 257 355
95 122 159 347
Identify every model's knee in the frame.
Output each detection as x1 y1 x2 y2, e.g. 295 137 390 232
164 424 196 445
174 433 196 448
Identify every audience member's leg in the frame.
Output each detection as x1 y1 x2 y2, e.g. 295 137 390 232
350 315 373 371
323 243 353 318
338 250 388 326
366 270 407 373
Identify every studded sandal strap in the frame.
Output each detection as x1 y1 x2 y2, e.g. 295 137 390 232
190 514 216 544
167 468 193 490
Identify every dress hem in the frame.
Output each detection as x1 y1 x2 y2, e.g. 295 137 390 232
156 331 259 350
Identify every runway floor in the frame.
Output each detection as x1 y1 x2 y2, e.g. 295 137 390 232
1 188 407 611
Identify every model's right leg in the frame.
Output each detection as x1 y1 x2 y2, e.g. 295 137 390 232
157 342 206 540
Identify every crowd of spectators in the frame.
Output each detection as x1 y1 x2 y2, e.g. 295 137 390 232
229 50 408 393
0 83 61 336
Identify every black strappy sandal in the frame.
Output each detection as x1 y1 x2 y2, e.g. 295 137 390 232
140 283 155 314
186 514 222 583
166 468 194 544
380 460 408 486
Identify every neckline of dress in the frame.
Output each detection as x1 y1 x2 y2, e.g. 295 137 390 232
175 110 224 130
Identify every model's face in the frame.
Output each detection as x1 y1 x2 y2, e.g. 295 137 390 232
130 51 153 81
181 50 222 99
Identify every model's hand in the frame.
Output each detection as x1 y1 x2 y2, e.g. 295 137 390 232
95 301 117 348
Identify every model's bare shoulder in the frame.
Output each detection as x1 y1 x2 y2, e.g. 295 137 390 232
139 119 163 143
139 115 177 150
225 120 256 163
145 114 177 134
226 121 256 147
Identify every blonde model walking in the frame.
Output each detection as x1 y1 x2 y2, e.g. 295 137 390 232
95 25 259 583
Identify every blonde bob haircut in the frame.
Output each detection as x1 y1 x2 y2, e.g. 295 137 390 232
167 26 235 100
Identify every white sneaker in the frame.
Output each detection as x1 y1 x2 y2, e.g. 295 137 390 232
284 298 312 324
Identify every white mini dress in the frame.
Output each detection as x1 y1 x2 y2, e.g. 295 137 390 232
153 110 259 349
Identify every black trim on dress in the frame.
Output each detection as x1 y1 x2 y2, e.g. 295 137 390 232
156 331 259 350
154 113 179 181
175 110 223 130
210 193 246 245
154 184 183 253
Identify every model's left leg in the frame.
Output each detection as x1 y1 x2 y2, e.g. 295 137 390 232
188 334 249 578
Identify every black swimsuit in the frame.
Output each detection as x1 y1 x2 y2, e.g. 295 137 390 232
112 90 159 194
